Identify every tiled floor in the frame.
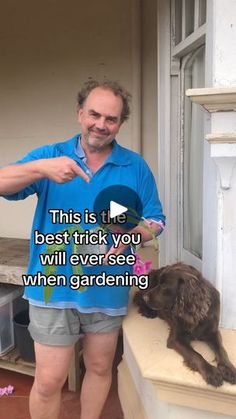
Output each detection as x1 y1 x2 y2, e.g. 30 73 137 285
0 338 124 419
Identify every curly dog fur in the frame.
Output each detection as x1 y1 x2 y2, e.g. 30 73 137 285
134 262 236 387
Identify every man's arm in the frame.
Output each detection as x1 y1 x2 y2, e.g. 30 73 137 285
104 218 163 262
0 156 90 195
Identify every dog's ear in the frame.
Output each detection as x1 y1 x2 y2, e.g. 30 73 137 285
133 266 166 307
147 268 165 289
133 267 164 307
133 290 144 306
173 271 212 327
149 266 168 287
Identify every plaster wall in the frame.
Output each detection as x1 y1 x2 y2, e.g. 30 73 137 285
203 0 236 327
212 0 236 86
141 0 158 179
221 166 236 325
0 0 134 238
0 0 160 240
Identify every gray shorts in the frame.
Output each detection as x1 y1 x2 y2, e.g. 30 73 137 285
28 304 124 346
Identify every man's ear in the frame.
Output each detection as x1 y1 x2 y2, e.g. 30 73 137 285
77 107 83 124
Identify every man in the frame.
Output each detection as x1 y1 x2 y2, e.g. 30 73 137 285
0 80 165 419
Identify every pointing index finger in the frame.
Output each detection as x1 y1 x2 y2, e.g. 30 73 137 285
73 162 91 183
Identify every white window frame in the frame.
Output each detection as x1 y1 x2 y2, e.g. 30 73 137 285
180 46 205 269
157 0 206 268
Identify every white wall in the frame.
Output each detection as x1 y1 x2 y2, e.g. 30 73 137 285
0 0 160 239
0 0 135 238
202 0 236 328
141 0 158 179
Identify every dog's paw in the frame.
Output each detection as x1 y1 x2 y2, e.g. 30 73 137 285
218 364 236 384
204 365 224 387
139 307 159 318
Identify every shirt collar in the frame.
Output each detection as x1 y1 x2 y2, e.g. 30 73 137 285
75 135 86 159
57 134 132 167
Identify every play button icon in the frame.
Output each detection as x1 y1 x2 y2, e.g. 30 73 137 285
93 184 143 231
110 201 127 219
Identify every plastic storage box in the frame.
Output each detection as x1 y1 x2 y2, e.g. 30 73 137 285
14 309 35 362
0 284 23 355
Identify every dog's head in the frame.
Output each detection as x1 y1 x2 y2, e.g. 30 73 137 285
143 263 213 327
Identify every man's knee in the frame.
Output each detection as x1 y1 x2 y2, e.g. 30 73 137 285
86 358 113 377
33 372 66 398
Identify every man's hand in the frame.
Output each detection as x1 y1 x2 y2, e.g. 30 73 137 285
37 157 90 184
103 242 128 264
0 156 90 196
103 219 163 264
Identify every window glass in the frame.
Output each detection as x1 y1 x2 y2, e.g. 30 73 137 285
183 46 205 258
199 0 206 26
175 0 182 45
185 0 195 37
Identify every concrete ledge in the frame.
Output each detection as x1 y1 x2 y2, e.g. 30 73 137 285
118 359 148 419
186 87 236 112
120 301 236 417
206 133 236 144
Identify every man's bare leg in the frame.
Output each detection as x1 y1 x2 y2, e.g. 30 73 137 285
29 342 74 419
80 330 119 419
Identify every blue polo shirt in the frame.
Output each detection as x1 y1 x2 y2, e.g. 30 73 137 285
2 134 165 315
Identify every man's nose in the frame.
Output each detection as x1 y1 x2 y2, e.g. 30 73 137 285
95 117 106 130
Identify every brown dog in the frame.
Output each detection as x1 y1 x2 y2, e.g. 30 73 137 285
134 262 236 387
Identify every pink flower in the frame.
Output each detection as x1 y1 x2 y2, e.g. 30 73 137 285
133 253 152 275
133 263 145 275
142 260 152 272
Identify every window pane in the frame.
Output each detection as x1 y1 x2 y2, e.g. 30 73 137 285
185 0 195 37
199 0 206 26
175 0 182 45
183 46 205 258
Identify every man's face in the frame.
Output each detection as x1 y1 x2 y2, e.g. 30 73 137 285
78 87 123 152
